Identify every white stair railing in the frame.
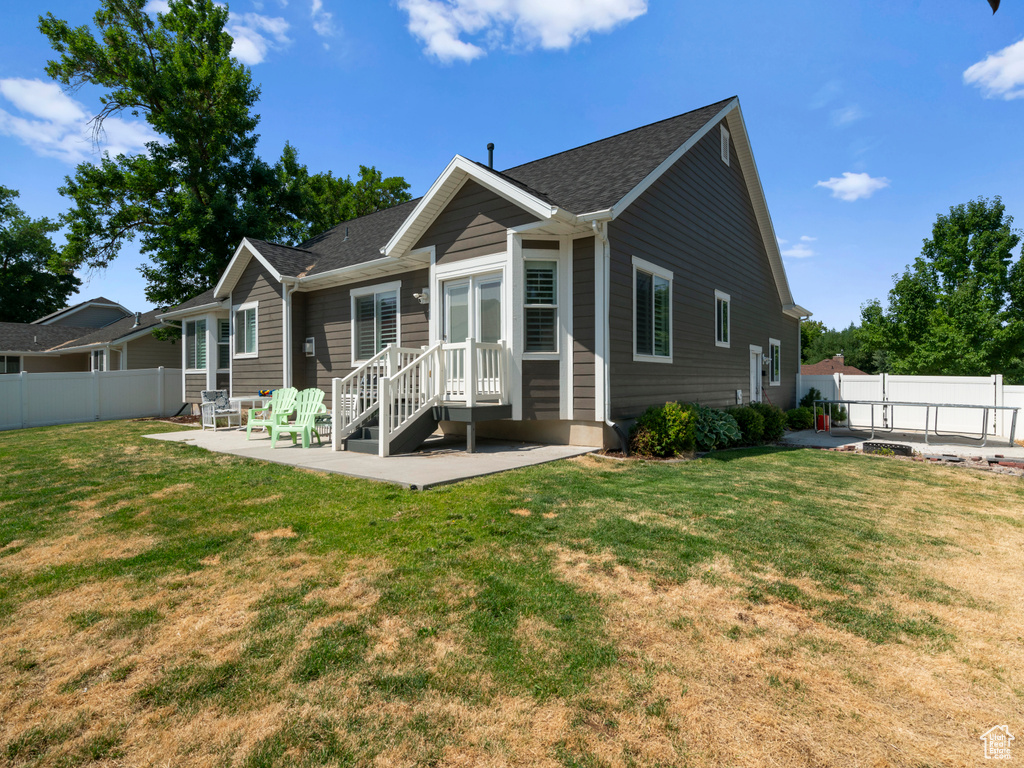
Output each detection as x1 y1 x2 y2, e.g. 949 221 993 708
379 342 444 457
331 344 425 450
442 339 508 405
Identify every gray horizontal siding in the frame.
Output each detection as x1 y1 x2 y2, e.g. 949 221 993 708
522 360 560 419
125 333 179 370
185 374 205 402
302 269 430 407
608 120 799 419
572 236 596 420
231 258 283 396
415 179 538 264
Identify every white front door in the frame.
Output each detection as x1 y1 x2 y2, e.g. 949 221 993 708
749 346 763 403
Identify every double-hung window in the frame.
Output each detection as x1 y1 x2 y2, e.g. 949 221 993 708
1 355 21 374
352 282 399 362
632 256 672 361
234 303 257 358
91 350 106 372
769 338 781 386
524 260 558 353
715 290 731 348
185 319 207 370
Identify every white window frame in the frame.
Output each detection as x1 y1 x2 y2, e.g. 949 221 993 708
631 255 673 364
217 319 231 372
232 301 259 359
350 280 402 365
184 318 207 372
721 125 730 166
769 337 781 386
715 290 731 349
90 349 107 372
522 254 560 358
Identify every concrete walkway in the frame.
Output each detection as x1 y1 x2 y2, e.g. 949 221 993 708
145 428 598 489
781 428 1024 459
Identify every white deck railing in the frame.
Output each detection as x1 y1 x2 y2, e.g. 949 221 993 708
331 339 510 454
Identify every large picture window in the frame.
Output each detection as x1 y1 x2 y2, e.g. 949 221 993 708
352 282 399 362
524 260 558 353
769 338 781 386
632 256 672 361
234 304 257 357
185 318 207 370
715 290 731 348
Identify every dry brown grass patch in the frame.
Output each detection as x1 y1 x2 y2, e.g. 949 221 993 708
509 508 532 517
0 533 156 573
149 482 194 499
251 527 299 542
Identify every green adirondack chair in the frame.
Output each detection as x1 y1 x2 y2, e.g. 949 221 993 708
246 387 298 440
270 388 326 449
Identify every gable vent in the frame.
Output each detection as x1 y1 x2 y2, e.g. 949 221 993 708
720 125 730 166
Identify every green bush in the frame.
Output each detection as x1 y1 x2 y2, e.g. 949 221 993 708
692 405 741 452
799 387 822 409
729 406 764 445
750 401 786 441
786 407 814 430
628 402 696 457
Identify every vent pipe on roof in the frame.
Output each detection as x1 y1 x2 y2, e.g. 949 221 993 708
133 311 142 327
344 226 349 241
487 143 494 169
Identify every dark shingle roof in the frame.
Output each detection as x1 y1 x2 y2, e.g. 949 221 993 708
801 356 867 376
237 98 734 279
0 322 97 353
500 97 734 213
31 296 129 325
162 288 219 314
48 308 166 350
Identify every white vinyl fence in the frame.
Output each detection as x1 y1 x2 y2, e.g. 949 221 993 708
799 373 1022 438
0 367 183 431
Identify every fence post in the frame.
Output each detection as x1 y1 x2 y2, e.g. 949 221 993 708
20 371 27 429
93 370 101 421
157 367 165 417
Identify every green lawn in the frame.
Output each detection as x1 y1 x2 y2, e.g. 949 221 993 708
1 420 1023 767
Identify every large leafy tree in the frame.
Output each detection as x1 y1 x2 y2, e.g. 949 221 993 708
40 0 410 308
0 186 81 323
860 196 1024 382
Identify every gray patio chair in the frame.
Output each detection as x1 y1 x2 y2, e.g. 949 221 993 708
200 390 241 431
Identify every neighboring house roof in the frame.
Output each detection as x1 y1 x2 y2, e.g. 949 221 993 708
48 308 167 352
801 355 867 376
155 288 228 320
0 322 96 353
31 297 132 326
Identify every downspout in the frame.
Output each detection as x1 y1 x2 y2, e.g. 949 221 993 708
592 219 629 454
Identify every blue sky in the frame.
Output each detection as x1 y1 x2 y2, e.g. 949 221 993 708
2 0 1023 330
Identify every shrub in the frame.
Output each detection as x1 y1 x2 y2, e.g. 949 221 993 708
628 402 696 457
750 401 786 441
799 387 822 409
786 407 814 430
692 405 741 451
729 406 764 445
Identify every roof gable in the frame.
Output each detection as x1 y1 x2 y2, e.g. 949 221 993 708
31 297 132 327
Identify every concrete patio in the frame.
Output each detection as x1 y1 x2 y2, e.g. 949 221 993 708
781 428 1024 459
145 428 598 489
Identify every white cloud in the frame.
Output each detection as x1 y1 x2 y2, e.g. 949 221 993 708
397 0 647 63
143 0 171 13
227 13 291 65
816 172 890 202
830 104 863 127
781 242 816 259
800 235 816 242
0 78 156 164
964 36 1024 99
311 0 336 37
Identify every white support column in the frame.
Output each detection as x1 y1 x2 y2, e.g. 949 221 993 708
205 312 218 392
509 229 523 420
332 378 339 451
378 376 391 458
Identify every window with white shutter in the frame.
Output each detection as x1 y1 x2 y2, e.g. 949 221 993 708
524 260 558 353
351 282 401 362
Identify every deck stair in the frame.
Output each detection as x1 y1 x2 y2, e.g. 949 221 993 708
332 339 509 457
